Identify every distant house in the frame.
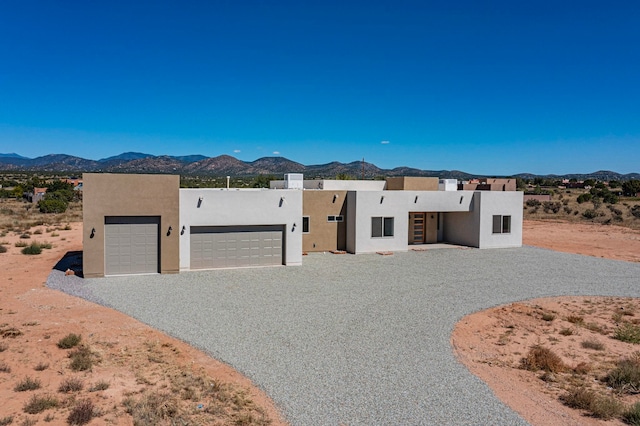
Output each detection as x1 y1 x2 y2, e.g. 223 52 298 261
83 173 523 278
25 187 47 203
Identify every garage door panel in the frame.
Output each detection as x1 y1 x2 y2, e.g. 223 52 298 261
190 226 283 269
105 219 159 275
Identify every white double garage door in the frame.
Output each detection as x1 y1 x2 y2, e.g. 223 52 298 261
190 225 283 269
105 218 283 275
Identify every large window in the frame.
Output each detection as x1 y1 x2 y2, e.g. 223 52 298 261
372 217 394 238
492 215 511 234
302 216 310 233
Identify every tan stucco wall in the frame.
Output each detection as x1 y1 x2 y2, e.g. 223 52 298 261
302 190 347 252
385 177 438 191
83 173 180 278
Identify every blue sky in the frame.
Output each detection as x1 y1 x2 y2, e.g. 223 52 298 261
1 1 638 175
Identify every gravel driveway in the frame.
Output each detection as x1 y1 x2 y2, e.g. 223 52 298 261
49 247 640 425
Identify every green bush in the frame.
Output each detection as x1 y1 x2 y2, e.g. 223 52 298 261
21 243 42 255
582 209 598 219
37 198 68 214
577 193 592 203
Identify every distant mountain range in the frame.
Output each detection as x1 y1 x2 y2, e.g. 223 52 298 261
0 152 638 181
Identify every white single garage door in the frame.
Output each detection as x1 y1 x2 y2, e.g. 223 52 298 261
190 225 283 269
105 217 159 275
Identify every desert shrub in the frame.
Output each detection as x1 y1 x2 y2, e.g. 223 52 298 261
577 193 592 203
608 205 623 216
581 339 605 351
605 353 640 393
589 394 623 419
563 206 572 214
14 376 41 392
543 201 562 214
632 206 640 219
567 315 584 324
560 387 622 419
541 313 556 322
64 224 72 230
123 391 183 424
559 327 573 336
89 380 110 392
0 342 7 352
0 245 6 254
34 362 49 371
0 362 10 373
19 233 30 239
14 241 27 247
58 377 84 393
623 402 640 425
67 399 96 425
33 229 42 235
50 232 59 237
573 362 591 374
520 345 566 373
57 333 81 349
68 345 94 371
614 323 640 344
23 394 59 414
582 209 598 219
21 243 42 255
38 198 68 214
526 199 541 207
0 416 13 426
560 386 595 409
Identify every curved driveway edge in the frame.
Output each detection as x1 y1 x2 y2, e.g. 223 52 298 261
49 247 640 425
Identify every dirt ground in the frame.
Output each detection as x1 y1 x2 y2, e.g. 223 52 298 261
0 224 286 425
2 218 639 425
452 220 640 426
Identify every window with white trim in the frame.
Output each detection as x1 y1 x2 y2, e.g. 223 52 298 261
327 215 343 222
492 215 511 234
302 216 310 233
371 217 394 237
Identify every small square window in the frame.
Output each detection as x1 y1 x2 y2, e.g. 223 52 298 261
493 215 511 234
372 217 394 238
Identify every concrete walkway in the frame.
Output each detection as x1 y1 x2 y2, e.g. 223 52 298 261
55 247 640 425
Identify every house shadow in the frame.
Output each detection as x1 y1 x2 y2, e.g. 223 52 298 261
53 251 84 278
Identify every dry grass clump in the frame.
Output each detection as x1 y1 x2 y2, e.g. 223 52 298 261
560 386 623 419
68 345 97 372
520 345 566 373
0 342 8 352
67 399 97 425
57 333 81 349
614 323 640 344
34 362 50 371
58 377 84 393
0 326 22 338
605 352 640 393
0 416 13 426
581 338 605 351
14 376 42 392
541 312 556 322
0 362 11 373
88 380 110 392
23 394 59 414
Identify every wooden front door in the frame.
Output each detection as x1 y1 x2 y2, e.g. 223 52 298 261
409 212 425 244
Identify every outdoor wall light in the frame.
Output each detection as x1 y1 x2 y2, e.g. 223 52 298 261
414 195 418 203
167 226 173 236
459 195 464 204
292 223 296 232
279 196 286 207
90 227 95 239
380 195 385 204
181 225 186 235
197 196 203 208
333 194 338 203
